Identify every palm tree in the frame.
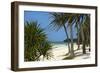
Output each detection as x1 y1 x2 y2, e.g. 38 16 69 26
66 14 90 54
77 14 90 54
66 14 76 57
81 14 90 53
74 14 82 50
49 13 76 58
24 21 52 61
49 13 71 54
49 12 90 58
50 13 70 52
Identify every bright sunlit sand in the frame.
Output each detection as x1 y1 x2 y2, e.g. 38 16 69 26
39 43 90 61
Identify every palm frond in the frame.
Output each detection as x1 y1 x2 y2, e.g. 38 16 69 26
24 21 52 61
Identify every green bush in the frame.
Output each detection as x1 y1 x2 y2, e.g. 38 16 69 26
24 21 52 61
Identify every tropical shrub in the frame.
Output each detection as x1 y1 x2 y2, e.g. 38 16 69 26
24 21 52 61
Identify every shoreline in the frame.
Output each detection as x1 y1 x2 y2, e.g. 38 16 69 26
39 43 90 61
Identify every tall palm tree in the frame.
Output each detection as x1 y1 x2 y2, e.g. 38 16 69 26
66 14 76 57
74 14 82 50
49 13 71 54
77 14 90 54
24 21 52 61
49 13 76 58
81 14 90 53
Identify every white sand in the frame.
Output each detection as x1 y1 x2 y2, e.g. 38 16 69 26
39 43 90 61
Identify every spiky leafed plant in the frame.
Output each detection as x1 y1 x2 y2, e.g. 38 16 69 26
24 21 52 61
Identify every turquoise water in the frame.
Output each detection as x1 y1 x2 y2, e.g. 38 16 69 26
50 42 67 46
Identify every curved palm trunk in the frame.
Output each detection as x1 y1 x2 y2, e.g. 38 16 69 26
76 23 80 50
70 24 75 57
80 25 86 54
63 25 71 54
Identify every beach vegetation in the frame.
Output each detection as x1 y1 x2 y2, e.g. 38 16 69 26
24 21 52 61
49 13 90 59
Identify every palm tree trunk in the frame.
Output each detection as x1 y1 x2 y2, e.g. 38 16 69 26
76 23 80 50
80 25 86 54
70 24 75 57
82 41 86 54
63 25 71 54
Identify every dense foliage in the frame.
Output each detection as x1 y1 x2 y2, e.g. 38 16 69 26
24 21 52 61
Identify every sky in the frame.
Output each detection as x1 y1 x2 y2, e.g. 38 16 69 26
24 11 77 42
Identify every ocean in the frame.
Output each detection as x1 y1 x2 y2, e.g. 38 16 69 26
50 42 68 49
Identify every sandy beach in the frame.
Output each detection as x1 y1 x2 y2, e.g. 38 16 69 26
39 43 90 61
